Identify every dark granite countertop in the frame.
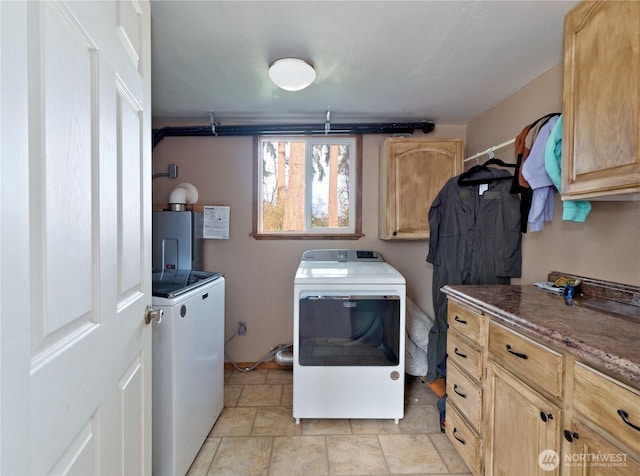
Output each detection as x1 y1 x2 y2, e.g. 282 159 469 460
442 284 640 389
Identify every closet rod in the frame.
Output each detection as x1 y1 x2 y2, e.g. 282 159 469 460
464 138 515 163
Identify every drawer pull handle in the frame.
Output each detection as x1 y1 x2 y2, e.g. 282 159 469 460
454 315 467 325
617 409 640 432
453 384 466 398
563 430 579 442
454 347 467 359
505 344 528 360
452 428 466 445
539 411 553 423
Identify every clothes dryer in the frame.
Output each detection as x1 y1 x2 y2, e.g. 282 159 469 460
293 249 406 423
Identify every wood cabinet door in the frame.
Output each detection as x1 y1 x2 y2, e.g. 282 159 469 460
379 138 462 239
562 0 640 199
485 364 562 476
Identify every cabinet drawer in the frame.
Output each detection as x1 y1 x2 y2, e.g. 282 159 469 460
447 361 482 431
565 420 640 476
573 362 640 455
448 300 483 346
447 330 482 382
488 322 563 399
445 403 481 475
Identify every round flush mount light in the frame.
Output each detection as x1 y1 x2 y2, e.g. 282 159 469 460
268 58 316 91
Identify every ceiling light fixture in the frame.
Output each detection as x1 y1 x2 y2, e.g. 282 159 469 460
268 58 316 91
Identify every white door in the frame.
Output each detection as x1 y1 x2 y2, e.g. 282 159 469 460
1 1 152 474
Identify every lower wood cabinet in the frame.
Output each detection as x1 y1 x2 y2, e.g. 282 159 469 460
447 361 482 430
445 403 482 475
572 362 640 456
562 362 640 475
563 420 640 476
446 300 485 475
443 293 640 475
487 321 563 399
485 363 562 475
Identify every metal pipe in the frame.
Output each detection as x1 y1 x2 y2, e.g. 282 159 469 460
464 138 516 163
274 349 294 367
152 121 435 148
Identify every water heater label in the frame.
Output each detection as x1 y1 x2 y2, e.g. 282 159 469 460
203 205 230 239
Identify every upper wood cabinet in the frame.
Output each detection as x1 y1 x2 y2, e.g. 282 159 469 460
562 0 640 199
378 138 463 240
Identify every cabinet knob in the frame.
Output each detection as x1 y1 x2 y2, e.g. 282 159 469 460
539 411 553 423
563 429 579 442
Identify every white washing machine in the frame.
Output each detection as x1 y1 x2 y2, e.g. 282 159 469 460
151 270 225 476
293 249 406 423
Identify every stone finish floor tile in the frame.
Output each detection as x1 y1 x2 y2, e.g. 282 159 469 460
405 377 439 405
223 384 243 407
208 407 256 437
327 435 388 475
266 368 294 384
237 383 283 407
207 436 272 476
350 418 402 435
186 437 220 476
226 368 268 385
252 406 302 436
398 403 442 434
269 435 329 475
280 383 293 406
378 434 449 474
191 369 471 475
301 418 352 435
429 432 472 474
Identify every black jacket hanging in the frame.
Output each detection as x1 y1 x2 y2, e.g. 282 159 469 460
425 168 522 382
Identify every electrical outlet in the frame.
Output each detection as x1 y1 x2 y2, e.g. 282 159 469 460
238 321 247 336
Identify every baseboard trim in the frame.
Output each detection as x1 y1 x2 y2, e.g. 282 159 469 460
224 361 289 370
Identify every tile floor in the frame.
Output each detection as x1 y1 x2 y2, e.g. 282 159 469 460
187 368 472 476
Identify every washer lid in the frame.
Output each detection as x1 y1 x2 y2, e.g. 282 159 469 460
295 260 405 285
152 269 223 298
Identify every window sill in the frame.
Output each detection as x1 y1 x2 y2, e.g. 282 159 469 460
251 233 364 240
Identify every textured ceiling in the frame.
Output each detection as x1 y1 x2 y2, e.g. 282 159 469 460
150 0 578 125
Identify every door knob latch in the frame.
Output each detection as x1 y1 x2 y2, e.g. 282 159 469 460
145 306 163 325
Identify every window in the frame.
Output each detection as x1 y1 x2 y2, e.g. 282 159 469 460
253 135 362 239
